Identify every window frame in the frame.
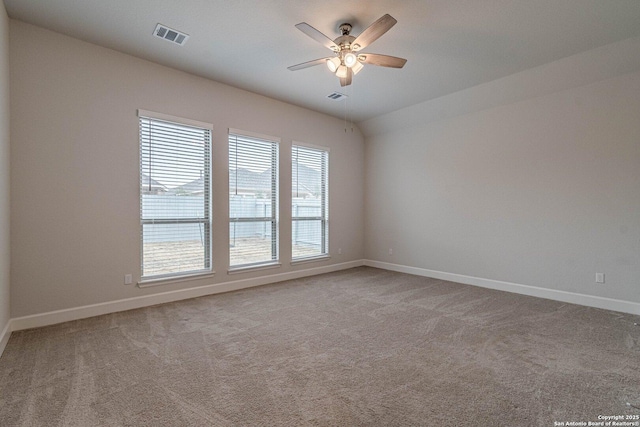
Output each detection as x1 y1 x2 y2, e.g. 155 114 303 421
138 109 213 282
291 143 329 262
228 128 280 271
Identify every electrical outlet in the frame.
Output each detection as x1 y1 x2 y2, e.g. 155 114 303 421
338 248 342 255
388 248 393 255
595 273 605 284
124 274 133 285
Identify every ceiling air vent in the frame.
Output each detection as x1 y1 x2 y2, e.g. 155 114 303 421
154 23 189 46
327 92 348 101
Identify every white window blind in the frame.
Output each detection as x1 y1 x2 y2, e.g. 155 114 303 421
229 130 279 268
292 144 328 259
139 111 212 279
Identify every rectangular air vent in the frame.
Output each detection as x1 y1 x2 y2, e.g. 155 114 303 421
327 92 348 101
154 23 189 46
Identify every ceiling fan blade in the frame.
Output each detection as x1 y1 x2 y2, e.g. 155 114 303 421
358 53 407 68
295 23 338 51
288 58 332 71
340 67 353 87
352 14 397 51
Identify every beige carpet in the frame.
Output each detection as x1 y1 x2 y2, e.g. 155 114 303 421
1 267 639 426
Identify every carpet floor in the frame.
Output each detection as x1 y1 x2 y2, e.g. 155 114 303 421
1 267 639 426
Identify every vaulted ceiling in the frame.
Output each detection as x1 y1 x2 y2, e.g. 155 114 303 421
5 0 640 122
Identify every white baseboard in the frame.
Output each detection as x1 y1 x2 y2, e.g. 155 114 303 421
10 260 364 333
0 319 12 358
364 260 640 316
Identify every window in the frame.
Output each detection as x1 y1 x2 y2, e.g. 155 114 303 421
292 144 329 260
139 110 212 279
228 129 279 269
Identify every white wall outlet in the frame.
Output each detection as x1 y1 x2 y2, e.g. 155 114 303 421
388 248 393 255
124 274 133 285
338 248 342 255
595 273 605 284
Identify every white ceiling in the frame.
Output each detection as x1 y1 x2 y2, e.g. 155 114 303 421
5 0 640 122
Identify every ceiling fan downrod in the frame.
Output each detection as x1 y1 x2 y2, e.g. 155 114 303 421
338 23 352 36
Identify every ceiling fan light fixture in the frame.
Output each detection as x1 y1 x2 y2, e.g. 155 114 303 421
351 61 364 75
326 57 341 73
335 65 348 78
344 52 357 68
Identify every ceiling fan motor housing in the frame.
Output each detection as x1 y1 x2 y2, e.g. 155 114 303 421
334 34 356 53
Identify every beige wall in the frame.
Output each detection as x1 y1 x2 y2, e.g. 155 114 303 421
0 5 9 333
364 66 640 302
9 20 364 317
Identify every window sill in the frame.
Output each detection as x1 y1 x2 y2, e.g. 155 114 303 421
227 262 282 275
291 255 331 266
137 270 215 288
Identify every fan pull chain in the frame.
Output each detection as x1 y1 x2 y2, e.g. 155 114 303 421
344 93 348 132
350 81 354 133
343 82 355 133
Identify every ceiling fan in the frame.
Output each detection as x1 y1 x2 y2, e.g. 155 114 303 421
288 14 407 87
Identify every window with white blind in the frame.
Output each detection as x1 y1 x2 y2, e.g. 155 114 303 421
228 129 279 269
139 110 212 280
292 144 328 260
